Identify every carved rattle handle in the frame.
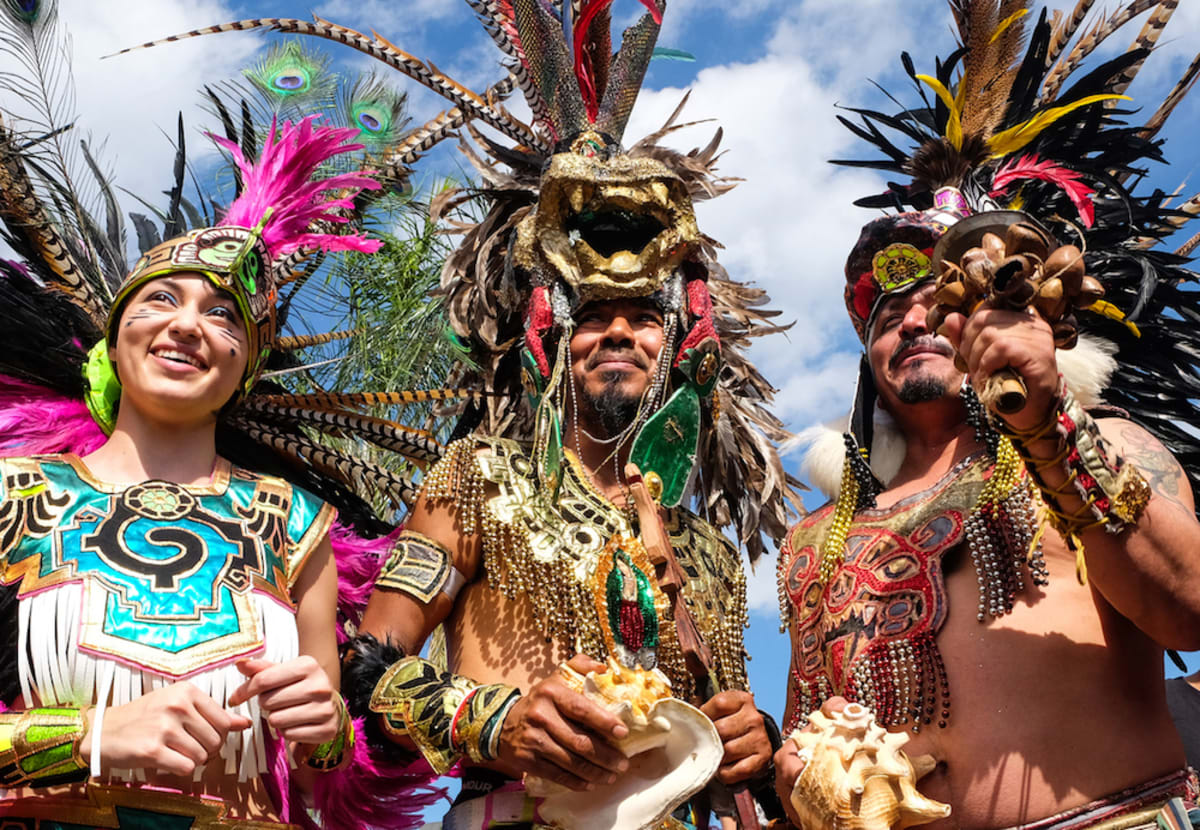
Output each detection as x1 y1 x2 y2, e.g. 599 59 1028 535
980 369 1027 415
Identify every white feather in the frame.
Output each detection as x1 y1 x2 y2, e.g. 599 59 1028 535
795 335 1118 499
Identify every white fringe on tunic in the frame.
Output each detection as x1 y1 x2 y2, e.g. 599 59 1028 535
18 581 299 782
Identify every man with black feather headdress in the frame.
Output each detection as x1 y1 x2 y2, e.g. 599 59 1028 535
774 2 1200 828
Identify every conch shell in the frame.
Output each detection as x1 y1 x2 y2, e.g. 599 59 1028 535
789 703 950 830
527 658 722 830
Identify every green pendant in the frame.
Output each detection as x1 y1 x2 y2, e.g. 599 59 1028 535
534 398 564 500
629 383 701 508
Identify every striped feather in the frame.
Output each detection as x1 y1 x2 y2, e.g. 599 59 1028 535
1141 51 1200 138
0 116 106 324
256 389 494 411
1107 0 1177 100
1044 0 1095 71
230 418 420 506
275 329 361 350
1175 229 1200 258
1040 0 1157 102
108 16 549 155
465 0 554 135
244 401 444 465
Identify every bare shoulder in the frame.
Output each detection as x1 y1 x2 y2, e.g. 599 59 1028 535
1096 416 1195 514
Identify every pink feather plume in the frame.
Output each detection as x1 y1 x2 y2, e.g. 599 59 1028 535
574 0 663 122
330 523 396 644
215 116 383 256
313 725 447 830
990 154 1096 228
0 375 106 457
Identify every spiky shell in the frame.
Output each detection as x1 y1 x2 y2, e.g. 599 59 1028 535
789 703 950 830
527 658 722 830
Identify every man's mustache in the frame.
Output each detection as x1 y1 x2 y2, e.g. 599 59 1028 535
586 349 650 371
889 334 954 370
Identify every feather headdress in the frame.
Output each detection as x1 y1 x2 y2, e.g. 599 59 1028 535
114 0 803 561
822 0 1200 502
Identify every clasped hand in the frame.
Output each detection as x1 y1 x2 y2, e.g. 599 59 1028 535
493 655 771 792
82 655 339 777
940 304 1060 432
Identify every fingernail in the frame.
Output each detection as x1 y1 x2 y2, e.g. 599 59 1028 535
605 774 617 784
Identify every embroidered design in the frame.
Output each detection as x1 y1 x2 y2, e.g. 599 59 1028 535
0 458 70 558
422 438 749 697
0 456 330 677
781 458 987 732
592 535 663 671
377 530 456 604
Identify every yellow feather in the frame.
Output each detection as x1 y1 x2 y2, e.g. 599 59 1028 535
990 8 1030 44
987 94 1130 157
1086 299 1141 337
916 74 963 150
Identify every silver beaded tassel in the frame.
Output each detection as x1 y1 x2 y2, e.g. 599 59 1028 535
961 383 1050 621
965 482 1049 621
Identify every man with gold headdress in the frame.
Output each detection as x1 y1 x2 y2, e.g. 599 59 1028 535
773 3 1200 828
238 2 800 828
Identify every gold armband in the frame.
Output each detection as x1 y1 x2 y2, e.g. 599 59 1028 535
376 530 467 604
369 656 518 773
0 707 91 788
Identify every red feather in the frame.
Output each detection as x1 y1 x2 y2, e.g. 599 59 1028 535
574 1 663 124
990 154 1096 228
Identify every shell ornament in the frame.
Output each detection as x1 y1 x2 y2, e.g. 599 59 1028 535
789 703 950 830
526 658 722 830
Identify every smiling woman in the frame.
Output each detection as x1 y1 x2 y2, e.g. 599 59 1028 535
0 116 418 828
107 275 250 430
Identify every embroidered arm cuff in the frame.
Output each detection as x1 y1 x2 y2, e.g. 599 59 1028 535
294 694 356 772
369 656 518 774
376 530 466 604
0 707 90 788
1002 385 1151 542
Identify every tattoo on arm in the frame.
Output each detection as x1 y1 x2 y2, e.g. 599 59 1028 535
1116 423 1188 511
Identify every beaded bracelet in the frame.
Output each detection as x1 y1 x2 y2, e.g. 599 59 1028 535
453 683 522 765
997 380 1151 580
0 706 91 788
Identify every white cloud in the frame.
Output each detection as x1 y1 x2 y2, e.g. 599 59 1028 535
0 0 261 255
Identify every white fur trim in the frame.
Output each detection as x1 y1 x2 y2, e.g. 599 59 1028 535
1057 333 1116 409
796 334 1118 499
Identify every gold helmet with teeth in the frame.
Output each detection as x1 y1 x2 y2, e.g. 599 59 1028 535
512 130 702 304
128 0 801 558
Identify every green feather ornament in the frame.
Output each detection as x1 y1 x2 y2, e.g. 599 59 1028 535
243 40 335 109
339 74 409 148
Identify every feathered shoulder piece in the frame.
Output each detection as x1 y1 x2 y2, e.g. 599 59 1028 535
835 0 1200 495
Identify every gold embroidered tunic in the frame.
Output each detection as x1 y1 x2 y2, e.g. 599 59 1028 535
424 437 749 697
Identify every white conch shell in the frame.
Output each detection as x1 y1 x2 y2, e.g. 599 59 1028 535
528 659 722 830
789 703 951 830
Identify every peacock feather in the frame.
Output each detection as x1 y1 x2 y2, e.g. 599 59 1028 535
339 74 409 150
243 40 336 112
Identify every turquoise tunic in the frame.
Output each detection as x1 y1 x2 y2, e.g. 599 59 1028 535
0 454 333 680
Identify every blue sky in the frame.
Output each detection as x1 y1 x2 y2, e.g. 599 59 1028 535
36 0 1200 735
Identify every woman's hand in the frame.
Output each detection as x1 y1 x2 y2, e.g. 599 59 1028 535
229 656 341 745
82 682 252 777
